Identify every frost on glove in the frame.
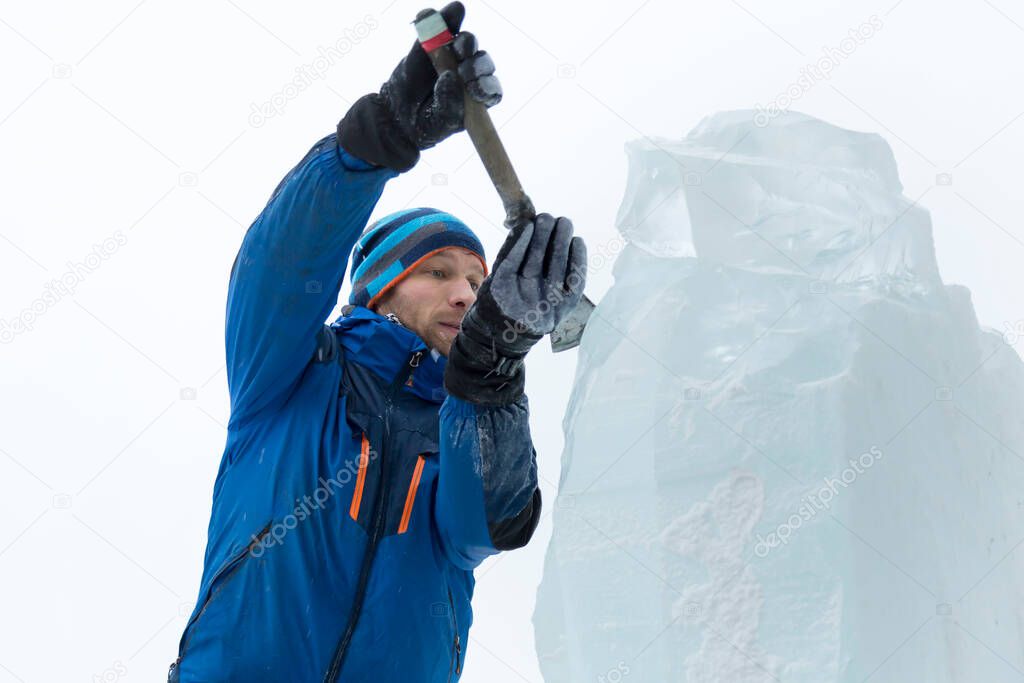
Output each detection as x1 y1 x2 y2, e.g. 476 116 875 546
445 214 587 406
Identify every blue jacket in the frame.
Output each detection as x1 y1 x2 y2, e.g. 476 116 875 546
169 132 542 682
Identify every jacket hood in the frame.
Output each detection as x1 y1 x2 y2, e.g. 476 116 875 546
331 304 448 404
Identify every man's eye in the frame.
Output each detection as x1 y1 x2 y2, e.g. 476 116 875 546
470 282 480 291
430 269 444 278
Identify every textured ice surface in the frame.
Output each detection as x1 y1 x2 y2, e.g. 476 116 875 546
533 110 1024 682
615 109 941 287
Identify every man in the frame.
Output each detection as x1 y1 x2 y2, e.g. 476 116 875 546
168 3 587 681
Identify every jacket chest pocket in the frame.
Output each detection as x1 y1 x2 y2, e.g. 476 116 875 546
385 430 439 538
345 430 376 529
345 424 439 538
396 451 430 535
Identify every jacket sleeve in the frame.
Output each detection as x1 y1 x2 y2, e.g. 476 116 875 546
434 393 543 570
225 132 396 430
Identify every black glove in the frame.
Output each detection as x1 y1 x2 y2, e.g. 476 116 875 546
445 214 588 406
338 1 502 172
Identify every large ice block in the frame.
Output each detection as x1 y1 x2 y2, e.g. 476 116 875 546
533 110 1024 682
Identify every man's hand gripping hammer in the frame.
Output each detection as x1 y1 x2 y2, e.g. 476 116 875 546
413 8 595 352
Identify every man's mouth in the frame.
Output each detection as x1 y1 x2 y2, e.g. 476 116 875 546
439 321 461 334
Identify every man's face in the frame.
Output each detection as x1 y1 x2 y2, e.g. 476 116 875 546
371 247 486 357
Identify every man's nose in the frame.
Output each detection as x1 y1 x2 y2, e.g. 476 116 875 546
449 278 477 307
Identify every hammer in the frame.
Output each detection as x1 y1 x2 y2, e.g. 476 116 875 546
413 9 595 353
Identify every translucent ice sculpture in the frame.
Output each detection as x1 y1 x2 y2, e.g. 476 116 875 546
534 110 1024 683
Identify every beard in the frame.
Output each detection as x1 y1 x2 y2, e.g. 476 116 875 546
374 299 454 358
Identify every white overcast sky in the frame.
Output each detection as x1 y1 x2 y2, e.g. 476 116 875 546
1 0 1022 681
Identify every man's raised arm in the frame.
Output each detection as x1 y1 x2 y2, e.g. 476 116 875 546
226 1 500 430
225 136 395 430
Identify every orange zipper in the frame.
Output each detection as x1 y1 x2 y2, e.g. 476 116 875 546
397 455 425 534
348 433 370 520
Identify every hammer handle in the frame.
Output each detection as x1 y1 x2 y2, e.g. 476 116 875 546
416 20 535 229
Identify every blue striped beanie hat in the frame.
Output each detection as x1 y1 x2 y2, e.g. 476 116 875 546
348 207 488 309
